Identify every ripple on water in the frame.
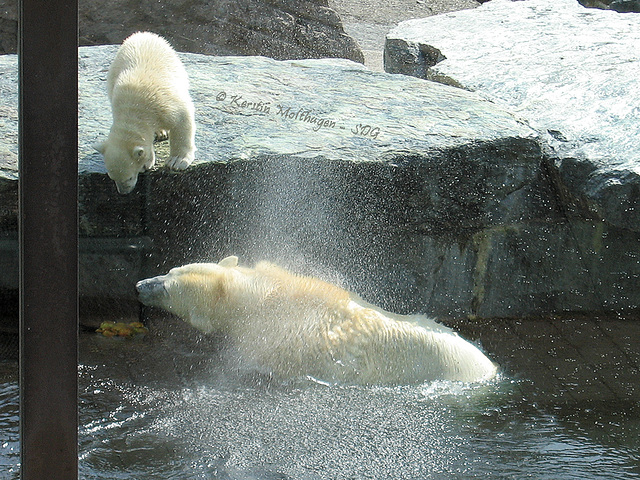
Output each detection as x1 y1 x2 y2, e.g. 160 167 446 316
1 364 639 479
0 379 19 479
76 372 640 480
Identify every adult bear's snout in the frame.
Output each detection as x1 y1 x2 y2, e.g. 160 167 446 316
136 276 168 307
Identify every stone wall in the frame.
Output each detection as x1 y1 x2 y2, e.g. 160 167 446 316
0 0 364 62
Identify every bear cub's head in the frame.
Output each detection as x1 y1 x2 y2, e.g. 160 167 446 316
94 138 155 194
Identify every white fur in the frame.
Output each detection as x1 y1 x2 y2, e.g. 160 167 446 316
94 31 196 194
136 256 498 385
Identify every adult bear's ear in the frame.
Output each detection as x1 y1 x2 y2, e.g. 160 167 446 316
133 146 145 158
92 141 106 154
218 256 239 268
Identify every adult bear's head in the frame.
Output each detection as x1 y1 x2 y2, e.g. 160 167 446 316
136 255 243 333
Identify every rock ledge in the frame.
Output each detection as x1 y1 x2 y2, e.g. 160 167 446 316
0 45 638 319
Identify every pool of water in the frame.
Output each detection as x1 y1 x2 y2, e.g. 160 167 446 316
1 329 639 479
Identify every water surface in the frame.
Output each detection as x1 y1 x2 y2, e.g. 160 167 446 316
0 333 639 479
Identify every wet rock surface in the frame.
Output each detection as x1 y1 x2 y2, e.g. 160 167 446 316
0 0 363 62
1 44 638 319
385 0 640 235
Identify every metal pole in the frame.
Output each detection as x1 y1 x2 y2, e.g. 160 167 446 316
18 0 79 478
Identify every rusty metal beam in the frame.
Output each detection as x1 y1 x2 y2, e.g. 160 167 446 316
18 0 79 478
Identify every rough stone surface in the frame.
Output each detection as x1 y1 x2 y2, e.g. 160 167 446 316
1 45 638 319
0 0 364 63
385 0 640 237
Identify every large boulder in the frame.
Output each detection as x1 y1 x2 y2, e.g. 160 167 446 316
0 0 364 62
1 43 637 319
385 0 640 237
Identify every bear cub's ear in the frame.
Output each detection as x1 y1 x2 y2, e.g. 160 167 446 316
218 256 239 268
93 141 106 154
133 146 145 158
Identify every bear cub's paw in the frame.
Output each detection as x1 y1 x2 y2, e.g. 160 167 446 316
154 130 169 143
167 152 195 170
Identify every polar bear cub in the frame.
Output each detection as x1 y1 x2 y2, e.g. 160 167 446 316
136 256 498 385
94 31 196 194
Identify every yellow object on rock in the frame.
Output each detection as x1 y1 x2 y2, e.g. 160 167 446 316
96 321 148 338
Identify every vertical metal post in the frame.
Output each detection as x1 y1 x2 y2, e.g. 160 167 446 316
18 0 78 478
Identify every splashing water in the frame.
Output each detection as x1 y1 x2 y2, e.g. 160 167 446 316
2 350 638 480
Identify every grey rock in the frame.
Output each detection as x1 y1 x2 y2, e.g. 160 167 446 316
578 0 614 8
0 0 364 63
385 0 640 235
328 0 481 70
581 0 640 11
1 46 638 319
609 0 640 12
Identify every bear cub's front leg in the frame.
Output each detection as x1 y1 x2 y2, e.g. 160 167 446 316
166 108 196 170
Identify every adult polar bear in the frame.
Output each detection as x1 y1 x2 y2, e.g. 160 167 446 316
94 32 196 194
137 256 497 385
